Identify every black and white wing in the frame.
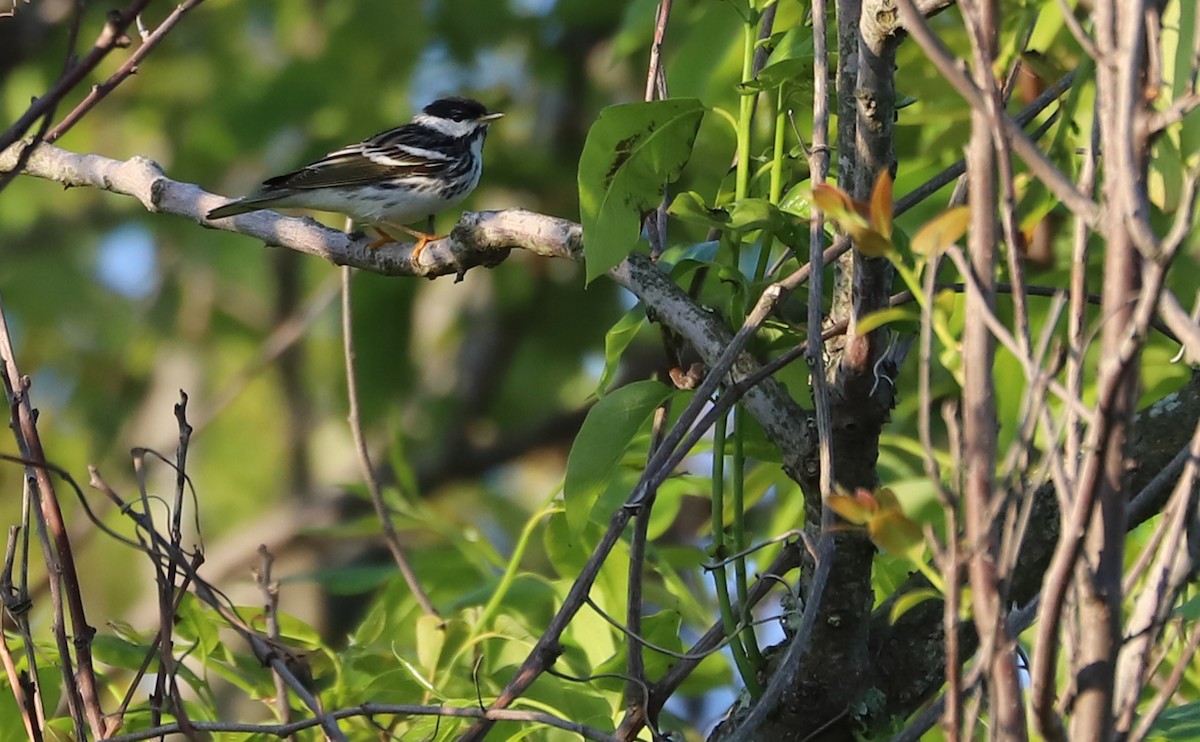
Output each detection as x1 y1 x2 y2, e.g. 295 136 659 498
258 124 460 191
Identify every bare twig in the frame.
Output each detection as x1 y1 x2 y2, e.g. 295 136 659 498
256 545 293 728
0 295 105 738
46 0 210 142
626 2 675 719
339 265 439 617
0 528 41 741
87 466 350 742
102 702 623 742
0 0 154 193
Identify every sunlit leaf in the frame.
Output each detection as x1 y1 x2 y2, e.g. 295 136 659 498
415 614 445 674
779 182 815 220
889 587 942 624
868 509 926 562
857 306 919 335
912 206 971 256
813 182 891 256
874 487 902 512
811 183 859 224
826 492 875 525
847 225 894 258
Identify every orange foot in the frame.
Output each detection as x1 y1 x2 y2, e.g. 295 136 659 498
369 226 443 262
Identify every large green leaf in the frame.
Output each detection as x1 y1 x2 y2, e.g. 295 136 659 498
578 98 705 282
595 307 647 395
563 380 673 538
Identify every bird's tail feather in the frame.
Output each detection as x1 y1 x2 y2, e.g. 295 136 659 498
207 191 290 220
206 199 262 220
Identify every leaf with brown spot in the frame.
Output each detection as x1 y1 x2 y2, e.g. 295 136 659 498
578 99 705 283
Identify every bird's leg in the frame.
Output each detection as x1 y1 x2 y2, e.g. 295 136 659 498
368 227 398 249
372 219 443 261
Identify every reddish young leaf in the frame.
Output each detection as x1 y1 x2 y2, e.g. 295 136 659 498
846 226 894 258
826 492 875 525
868 509 926 562
874 487 902 513
869 170 894 239
812 183 858 224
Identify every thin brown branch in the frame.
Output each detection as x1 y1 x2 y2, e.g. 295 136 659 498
0 0 153 153
959 0 1025 733
103 702 624 742
256 545 292 728
339 266 439 618
47 0 209 142
87 466 350 742
0 529 40 742
0 297 105 738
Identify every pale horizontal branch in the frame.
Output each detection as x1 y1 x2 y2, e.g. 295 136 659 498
1 139 812 481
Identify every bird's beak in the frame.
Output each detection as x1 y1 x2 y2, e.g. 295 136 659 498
479 112 505 123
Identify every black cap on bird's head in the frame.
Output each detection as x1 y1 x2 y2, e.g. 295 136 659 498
422 96 503 123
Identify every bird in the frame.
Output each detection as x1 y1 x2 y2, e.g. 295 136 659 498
207 96 503 259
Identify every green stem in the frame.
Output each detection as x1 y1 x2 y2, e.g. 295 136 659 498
731 407 763 665
712 411 763 697
470 501 561 643
753 85 790 282
732 14 758 267
891 256 958 351
914 558 947 594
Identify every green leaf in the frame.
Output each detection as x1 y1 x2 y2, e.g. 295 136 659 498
563 380 673 538
857 306 920 334
579 99 705 282
93 634 155 671
596 308 647 395
912 206 971 256
1176 594 1200 620
727 197 789 232
668 191 731 230
1146 701 1200 740
415 613 446 674
869 509 926 563
754 27 817 90
889 588 942 624
779 182 815 220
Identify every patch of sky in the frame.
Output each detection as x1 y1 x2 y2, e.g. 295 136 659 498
94 223 158 300
510 0 556 17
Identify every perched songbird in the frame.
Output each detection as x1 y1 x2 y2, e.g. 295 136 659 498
207 96 503 257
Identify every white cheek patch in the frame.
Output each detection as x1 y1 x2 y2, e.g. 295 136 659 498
411 114 482 139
